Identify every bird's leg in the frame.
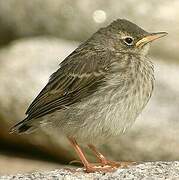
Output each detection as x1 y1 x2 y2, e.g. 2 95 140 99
88 144 108 165
68 137 116 173
88 144 135 168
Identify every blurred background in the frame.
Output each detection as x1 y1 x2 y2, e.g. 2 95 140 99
0 0 179 175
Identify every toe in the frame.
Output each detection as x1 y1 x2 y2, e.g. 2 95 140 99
85 164 117 173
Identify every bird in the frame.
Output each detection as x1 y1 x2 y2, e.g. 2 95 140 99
10 19 167 173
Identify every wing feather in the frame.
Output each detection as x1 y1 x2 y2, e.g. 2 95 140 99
26 46 113 120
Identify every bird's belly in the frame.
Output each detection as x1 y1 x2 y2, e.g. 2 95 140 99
62 84 152 144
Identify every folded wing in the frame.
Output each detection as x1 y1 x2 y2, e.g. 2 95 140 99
26 45 113 120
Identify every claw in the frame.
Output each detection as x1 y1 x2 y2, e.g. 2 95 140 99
103 160 136 168
69 160 83 165
85 164 117 173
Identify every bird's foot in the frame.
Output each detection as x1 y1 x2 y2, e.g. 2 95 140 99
87 144 136 169
68 138 135 173
84 163 117 173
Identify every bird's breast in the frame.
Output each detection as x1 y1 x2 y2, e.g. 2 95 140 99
97 58 154 135
62 58 154 142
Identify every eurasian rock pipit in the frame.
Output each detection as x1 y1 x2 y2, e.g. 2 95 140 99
10 19 167 173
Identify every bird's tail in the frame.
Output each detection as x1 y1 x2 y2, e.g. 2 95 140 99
9 118 37 134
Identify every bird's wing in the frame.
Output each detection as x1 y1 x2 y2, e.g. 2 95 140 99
26 46 113 120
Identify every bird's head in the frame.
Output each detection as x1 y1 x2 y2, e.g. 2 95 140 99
96 19 167 56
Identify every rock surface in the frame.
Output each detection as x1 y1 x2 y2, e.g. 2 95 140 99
1 161 179 180
0 0 178 62
0 154 64 175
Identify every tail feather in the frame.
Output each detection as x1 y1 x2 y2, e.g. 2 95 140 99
9 118 37 134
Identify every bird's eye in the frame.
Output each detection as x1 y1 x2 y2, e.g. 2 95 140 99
123 37 134 46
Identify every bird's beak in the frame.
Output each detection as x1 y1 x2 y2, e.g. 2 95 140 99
136 32 168 47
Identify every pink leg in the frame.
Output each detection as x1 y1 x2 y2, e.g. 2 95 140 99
68 137 116 173
88 144 135 168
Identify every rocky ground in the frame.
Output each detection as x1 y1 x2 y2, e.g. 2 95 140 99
0 154 64 175
1 161 179 180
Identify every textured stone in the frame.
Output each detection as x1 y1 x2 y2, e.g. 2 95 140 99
1 162 179 180
0 0 178 61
